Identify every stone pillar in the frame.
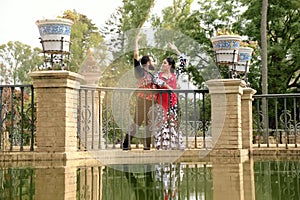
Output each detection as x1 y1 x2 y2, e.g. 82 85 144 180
206 79 247 157
241 88 256 151
30 71 83 153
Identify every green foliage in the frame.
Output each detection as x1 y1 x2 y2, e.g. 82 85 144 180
149 0 300 93
1 0 299 94
62 10 104 72
237 0 300 93
99 0 155 87
0 42 43 84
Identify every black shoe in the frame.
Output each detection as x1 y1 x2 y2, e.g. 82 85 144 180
122 138 131 150
122 146 131 150
122 142 131 150
143 137 151 150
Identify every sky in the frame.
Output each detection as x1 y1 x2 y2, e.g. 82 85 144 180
0 0 172 48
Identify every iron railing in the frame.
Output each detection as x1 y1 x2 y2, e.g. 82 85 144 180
0 85 35 151
77 86 211 150
253 93 300 148
2 84 297 152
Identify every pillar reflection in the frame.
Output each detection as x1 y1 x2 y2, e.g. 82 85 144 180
211 157 255 200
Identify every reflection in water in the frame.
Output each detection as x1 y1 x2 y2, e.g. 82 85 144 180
119 163 185 199
0 160 299 199
254 160 300 200
0 168 35 199
123 164 159 199
154 163 184 199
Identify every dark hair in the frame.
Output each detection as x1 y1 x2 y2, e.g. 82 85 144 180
140 55 155 70
140 55 151 65
166 57 176 73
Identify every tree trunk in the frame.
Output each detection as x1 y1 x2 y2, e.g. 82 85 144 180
261 0 268 143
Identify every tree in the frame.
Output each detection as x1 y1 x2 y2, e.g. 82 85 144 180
261 0 269 142
0 41 42 84
150 0 245 87
61 10 104 72
99 0 155 87
261 0 268 95
239 0 300 93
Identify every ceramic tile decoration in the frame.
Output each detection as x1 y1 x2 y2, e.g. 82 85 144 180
36 18 73 53
211 35 242 64
229 47 254 73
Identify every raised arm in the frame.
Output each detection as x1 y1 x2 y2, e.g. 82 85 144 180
134 34 141 60
168 42 181 55
168 42 188 78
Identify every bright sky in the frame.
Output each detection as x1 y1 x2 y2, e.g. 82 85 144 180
0 0 172 48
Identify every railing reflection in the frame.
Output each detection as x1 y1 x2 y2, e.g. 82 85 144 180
0 160 300 199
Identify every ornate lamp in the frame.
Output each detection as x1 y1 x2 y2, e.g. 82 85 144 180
36 18 73 70
229 47 253 83
211 34 253 85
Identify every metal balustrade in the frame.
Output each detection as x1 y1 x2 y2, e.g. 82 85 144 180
1 83 299 152
0 85 35 151
253 93 300 148
77 86 211 150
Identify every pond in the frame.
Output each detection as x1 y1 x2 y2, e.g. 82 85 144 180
0 158 299 200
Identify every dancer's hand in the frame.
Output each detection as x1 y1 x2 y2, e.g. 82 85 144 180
168 42 181 55
134 32 142 59
153 77 165 87
135 34 142 43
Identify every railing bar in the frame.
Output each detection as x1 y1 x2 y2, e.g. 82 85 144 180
275 98 279 147
256 99 261 147
0 88 3 150
20 87 24 151
120 92 124 149
10 87 14 151
159 92 163 149
184 92 188 149
193 92 197 148
266 98 269 147
0 84 33 88
202 92 206 149
254 93 300 98
80 86 209 94
98 91 102 149
77 89 82 150
91 90 95 150
105 92 109 149
284 98 288 149
176 90 180 149
112 92 117 149
151 92 155 149
84 90 88 150
167 91 171 149
144 94 147 149
293 97 297 147
30 85 34 151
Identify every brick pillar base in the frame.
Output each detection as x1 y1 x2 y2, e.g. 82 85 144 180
30 71 83 153
241 88 256 152
206 79 249 157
